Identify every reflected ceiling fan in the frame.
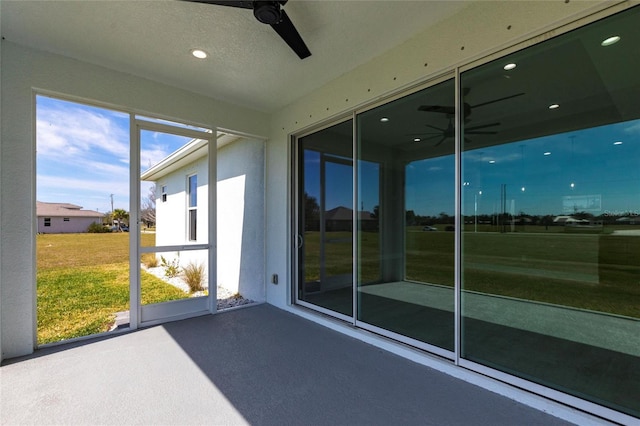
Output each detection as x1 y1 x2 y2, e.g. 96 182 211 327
418 88 524 118
183 0 311 59
409 115 500 147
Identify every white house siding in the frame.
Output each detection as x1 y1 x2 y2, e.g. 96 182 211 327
37 216 101 234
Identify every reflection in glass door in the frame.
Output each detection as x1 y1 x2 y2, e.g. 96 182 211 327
296 120 354 318
135 121 215 325
356 78 456 355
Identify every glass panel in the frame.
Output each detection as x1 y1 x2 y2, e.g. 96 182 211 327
139 128 210 310
135 114 212 133
298 120 354 316
140 130 208 247
140 250 207 306
461 7 640 417
357 79 455 351
36 95 131 343
188 175 197 207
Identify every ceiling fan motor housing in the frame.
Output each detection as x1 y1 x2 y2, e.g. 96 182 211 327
254 1 282 24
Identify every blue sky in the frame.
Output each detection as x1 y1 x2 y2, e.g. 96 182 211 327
306 119 640 218
39 95 640 218
36 96 193 214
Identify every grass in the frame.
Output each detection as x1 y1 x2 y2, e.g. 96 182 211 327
303 226 640 318
37 233 189 344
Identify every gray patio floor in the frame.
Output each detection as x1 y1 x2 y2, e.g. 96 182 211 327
1 304 576 425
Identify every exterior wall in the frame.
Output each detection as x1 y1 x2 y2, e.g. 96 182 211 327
0 41 268 359
217 138 265 303
154 138 266 303
154 155 209 271
264 0 613 308
36 216 102 234
155 155 209 248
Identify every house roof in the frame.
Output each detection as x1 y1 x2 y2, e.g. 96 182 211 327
37 202 103 218
326 206 375 221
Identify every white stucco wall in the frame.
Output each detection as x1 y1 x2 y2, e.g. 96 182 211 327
264 0 616 309
0 41 268 360
155 155 209 248
217 138 265 303
151 137 265 302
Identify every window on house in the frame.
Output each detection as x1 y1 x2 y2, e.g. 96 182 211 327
187 175 197 241
44 218 51 227
63 217 70 222
161 185 167 202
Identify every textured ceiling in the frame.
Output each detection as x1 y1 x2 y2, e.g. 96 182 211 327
1 0 471 112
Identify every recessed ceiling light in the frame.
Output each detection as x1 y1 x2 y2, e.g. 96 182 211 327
413 138 421 142
521 187 526 192
489 160 496 164
544 151 551 156
503 63 517 71
548 104 560 109
601 36 621 47
570 182 575 188
613 141 623 145
380 117 390 123
190 49 208 59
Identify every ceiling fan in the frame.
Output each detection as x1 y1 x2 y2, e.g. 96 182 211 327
409 115 500 147
183 1 311 59
418 88 524 118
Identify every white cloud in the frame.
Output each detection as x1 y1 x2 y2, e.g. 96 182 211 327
623 121 640 135
36 101 129 162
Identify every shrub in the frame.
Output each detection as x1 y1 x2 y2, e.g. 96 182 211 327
141 253 158 268
87 222 111 233
160 255 181 278
182 262 205 293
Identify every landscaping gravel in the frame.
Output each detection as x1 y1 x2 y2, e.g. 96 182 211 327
143 266 254 310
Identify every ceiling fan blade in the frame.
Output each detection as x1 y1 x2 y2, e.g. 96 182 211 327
471 93 525 109
420 134 445 141
407 132 441 136
434 136 448 147
466 122 500 131
271 9 311 59
418 105 455 114
424 124 446 132
184 0 254 9
466 131 498 135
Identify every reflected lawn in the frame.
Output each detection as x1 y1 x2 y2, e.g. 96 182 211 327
304 227 640 318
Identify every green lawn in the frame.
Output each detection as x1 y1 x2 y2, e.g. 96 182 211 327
37 233 189 344
303 227 640 318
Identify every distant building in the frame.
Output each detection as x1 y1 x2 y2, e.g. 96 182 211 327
37 202 104 233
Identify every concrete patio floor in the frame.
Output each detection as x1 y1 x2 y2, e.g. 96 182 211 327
1 304 583 425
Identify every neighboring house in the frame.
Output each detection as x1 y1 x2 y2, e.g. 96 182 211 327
36 201 104 234
325 206 377 232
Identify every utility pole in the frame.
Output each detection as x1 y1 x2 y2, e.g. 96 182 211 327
110 194 114 225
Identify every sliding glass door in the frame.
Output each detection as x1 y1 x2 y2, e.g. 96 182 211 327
356 79 456 354
292 6 639 420
296 120 354 318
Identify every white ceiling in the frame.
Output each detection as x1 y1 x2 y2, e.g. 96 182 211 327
1 0 472 113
